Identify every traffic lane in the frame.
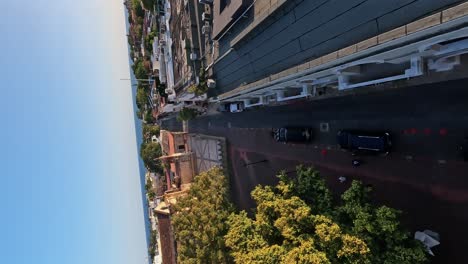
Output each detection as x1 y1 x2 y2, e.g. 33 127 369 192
188 117 466 161
169 78 468 134
192 126 468 195
227 131 468 263
244 129 468 194
187 79 468 160
199 78 468 128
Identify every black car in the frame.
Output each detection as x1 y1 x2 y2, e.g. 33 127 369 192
273 127 313 143
337 130 392 155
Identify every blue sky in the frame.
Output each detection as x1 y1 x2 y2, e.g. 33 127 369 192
0 1 148 263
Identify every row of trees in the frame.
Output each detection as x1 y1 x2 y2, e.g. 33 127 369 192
171 166 428 264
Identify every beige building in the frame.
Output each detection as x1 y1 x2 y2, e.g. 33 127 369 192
159 130 197 191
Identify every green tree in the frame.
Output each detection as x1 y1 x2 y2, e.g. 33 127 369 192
133 60 148 80
132 0 145 17
143 124 160 140
187 84 208 96
148 229 159 260
145 180 156 200
225 167 428 264
187 66 209 96
141 0 156 10
140 142 163 173
155 78 167 97
177 107 198 121
136 87 147 111
127 12 133 24
171 167 234 264
133 23 143 40
144 109 154 124
147 189 156 200
279 165 332 215
337 181 427 264
145 30 157 52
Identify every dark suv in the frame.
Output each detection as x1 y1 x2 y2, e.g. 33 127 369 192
337 130 392 155
273 127 313 143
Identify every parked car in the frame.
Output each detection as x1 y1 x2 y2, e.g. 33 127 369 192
217 102 244 113
273 127 313 143
229 102 244 113
337 130 392 155
217 103 230 112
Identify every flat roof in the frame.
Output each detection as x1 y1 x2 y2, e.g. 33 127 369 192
212 0 250 39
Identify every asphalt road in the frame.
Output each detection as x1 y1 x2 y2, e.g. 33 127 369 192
168 79 468 161
163 79 468 262
211 0 463 96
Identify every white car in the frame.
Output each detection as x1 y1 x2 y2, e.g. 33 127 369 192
229 102 244 113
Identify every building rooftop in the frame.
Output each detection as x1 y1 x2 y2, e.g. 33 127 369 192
212 0 250 39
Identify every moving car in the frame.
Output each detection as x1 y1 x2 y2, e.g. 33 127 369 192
273 127 313 143
337 130 392 155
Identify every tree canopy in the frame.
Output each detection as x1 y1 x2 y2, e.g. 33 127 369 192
177 107 198 121
132 0 145 18
171 167 234 264
144 109 154 124
225 166 428 264
143 124 160 141
140 142 163 173
133 60 148 80
141 0 156 11
136 87 147 111
167 166 427 263
187 66 209 96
